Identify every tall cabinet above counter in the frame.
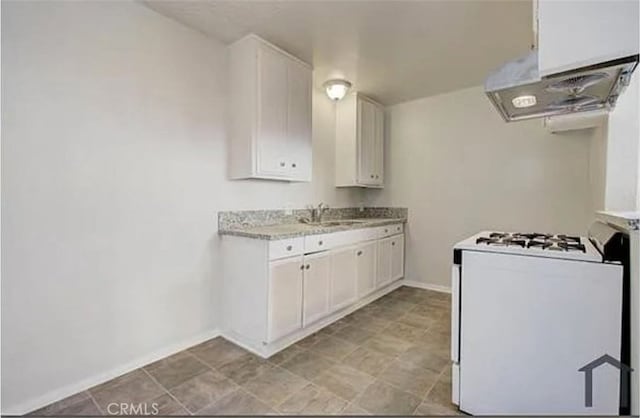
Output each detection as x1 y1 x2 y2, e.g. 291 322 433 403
228 34 312 182
336 92 385 188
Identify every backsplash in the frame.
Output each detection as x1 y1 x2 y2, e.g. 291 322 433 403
218 207 408 230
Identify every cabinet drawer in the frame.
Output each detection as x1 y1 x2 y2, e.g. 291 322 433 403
304 227 380 253
379 223 403 238
269 237 304 260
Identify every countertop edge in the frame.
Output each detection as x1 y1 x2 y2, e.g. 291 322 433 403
219 218 408 240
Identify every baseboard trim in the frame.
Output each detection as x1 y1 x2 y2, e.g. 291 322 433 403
403 280 451 294
4 328 220 416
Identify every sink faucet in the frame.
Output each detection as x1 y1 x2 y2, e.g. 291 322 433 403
301 203 330 223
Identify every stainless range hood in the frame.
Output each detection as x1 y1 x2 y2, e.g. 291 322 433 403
485 51 638 122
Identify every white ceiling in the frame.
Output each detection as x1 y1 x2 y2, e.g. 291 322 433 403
143 0 533 105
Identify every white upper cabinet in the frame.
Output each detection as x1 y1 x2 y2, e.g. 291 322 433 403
336 93 384 188
229 34 312 182
536 0 639 76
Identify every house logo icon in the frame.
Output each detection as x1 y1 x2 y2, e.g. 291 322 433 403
578 354 633 408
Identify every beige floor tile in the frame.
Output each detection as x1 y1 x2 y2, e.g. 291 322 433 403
396 312 436 330
409 304 448 320
242 366 309 407
31 396 101 416
355 380 421 415
294 332 326 349
280 350 336 380
378 359 440 398
362 333 413 356
89 370 164 411
144 351 209 389
197 388 276 415
413 400 463 416
188 337 248 369
320 318 351 335
309 335 358 360
341 402 372 415
217 352 273 385
312 364 375 401
341 347 394 377
398 346 450 374
277 383 348 415
371 306 407 321
354 316 393 333
381 322 428 344
29 392 92 416
168 369 237 413
267 344 305 365
424 375 454 408
151 393 189 415
333 325 377 344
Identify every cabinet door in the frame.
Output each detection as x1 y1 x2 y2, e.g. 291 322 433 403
357 99 376 185
287 60 312 182
267 257 303 342
330 246 358 312
390 234 405 280
372 104 384 186
377 237 393 288
356 241 377 297
302 252 331 326
257 45 289 176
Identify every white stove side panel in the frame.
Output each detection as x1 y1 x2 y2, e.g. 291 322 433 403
459 251 623 415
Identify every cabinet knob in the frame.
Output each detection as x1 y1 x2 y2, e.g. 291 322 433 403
318 240 323 246
305 264 310 270
300 265 304 270
392 242 396 246
384 229 388 233
357 251 363 256
375 175 379 179
280 162 286 167
291 163 297 168
286 245 292 251
370 175 374 178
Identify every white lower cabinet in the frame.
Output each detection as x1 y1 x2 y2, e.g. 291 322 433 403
356 240 377 297
377 233 405 288
329 246 358 312
390 234 405 280
302 252 331 327
377 237 393 288
221 224 405 356
267 256 303 343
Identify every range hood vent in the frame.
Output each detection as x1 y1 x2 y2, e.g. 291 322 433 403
485 52 638 122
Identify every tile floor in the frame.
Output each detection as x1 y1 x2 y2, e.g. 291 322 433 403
30 286 461 416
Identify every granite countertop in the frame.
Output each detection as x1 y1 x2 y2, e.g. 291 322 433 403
219 217 407 240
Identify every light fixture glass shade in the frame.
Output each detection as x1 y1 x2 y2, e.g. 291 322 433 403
324 79 352 101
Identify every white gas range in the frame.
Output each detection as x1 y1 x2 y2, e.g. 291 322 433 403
451 227 628 416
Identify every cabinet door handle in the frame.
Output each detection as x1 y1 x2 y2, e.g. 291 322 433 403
286 245 292 251
357 251 363 256
370 174 374 178
291 163 297 168
280 162 286 167
392 242 396 246
300 265 304 270
375 175 379 179
384 229 388 233
318 240 323 246
305 264 310 270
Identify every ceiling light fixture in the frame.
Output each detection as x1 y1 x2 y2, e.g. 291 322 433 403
324 79 352 101
512 94 537 108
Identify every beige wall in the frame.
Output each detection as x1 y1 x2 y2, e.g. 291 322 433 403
1 1 360 413
367 85 597 289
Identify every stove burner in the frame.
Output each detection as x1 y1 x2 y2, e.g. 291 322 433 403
478 232 586 253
